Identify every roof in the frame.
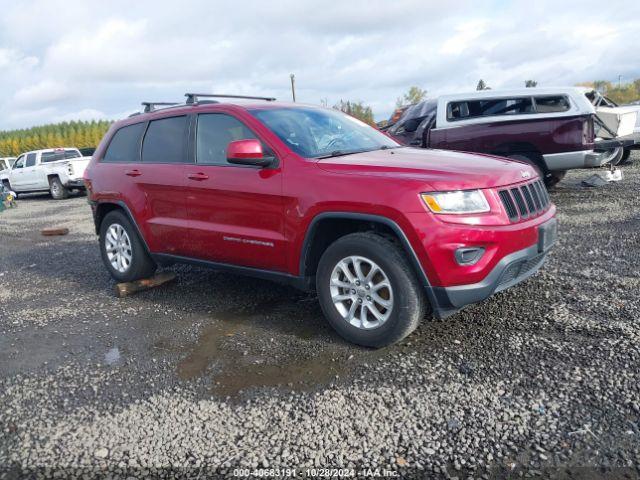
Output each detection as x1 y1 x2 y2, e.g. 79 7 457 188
119 99 322 125
438 87 589 101
22 147 79 155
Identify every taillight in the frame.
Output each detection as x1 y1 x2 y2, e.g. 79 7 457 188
583 116 594 145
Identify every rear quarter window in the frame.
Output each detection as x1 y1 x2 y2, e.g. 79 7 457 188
103 122 146 163
534 96 570 113
142 116 189 164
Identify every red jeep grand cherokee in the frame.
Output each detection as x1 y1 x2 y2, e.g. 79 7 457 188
85 93 557 347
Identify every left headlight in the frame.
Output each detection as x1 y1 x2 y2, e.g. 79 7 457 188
421 190 490 214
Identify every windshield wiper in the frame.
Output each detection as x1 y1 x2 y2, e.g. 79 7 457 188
316 145 405 159
316 149 368 159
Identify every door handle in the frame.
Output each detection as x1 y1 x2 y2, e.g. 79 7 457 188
125 169 142 177
187 172 209 181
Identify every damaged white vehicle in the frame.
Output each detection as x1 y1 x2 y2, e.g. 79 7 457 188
0 148 90 200
579 88 640 165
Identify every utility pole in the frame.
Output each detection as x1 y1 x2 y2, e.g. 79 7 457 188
618 75 622 89
290 74 296 102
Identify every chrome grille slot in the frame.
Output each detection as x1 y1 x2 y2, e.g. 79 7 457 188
511 188 528 218
521 185 535 212
528 183 541 210
498 179 552 223
499 190 518 221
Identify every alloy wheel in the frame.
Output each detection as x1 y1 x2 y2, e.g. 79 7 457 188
104 223 133 273
329 255 394 330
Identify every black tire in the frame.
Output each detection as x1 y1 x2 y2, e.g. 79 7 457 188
506 153 544 178
618 148 632 166
316 232 428 348
506 153 566 188
99 210 156 282
545 170 566 188
49 176 70 200
2 180 17 198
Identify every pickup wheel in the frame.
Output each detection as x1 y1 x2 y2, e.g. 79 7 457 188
506 153 564 188
546 170 567 188
506 153 544 177
619 148 632 166
99 210 157 282
316 232 427 348
49 176 70 200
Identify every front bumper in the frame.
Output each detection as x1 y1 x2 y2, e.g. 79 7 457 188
430 243 547 317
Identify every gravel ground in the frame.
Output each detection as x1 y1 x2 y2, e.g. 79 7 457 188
1 155 639 479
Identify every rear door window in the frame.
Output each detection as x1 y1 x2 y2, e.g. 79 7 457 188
25 153 37 167
534 96 570 113
142 116 189 163
103 123 146 163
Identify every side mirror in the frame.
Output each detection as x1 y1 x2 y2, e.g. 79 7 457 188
227 139 274 167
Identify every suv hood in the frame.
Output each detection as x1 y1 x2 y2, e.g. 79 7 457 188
317 148 537 190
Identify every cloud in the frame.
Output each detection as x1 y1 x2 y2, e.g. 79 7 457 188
0 0 638 129
12 80 74 108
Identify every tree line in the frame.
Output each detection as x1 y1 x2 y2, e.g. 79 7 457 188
0 120 112 157
576 79 640 105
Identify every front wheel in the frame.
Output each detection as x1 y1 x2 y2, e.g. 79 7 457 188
316 232 428 348
2 180 17 199
49 177 70 200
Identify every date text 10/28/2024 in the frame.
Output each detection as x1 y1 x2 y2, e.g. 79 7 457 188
233 468 400 478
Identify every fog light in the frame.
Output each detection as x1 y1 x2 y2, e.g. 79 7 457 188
455 247 485 266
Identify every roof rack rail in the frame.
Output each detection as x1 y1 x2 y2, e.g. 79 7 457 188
141 101 180 113
184 93 276 104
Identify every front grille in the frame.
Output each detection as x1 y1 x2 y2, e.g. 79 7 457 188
498 179 550 222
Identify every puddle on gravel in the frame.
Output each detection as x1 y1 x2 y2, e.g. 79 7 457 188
170 305 385 397
104 347 121 365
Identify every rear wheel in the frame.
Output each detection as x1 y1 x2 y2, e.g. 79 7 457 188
316 232 427 348
545 170 566 188
49 176 70 200
506 153 564 188
618 148 632 166
99 210 156 282
506 153 543 177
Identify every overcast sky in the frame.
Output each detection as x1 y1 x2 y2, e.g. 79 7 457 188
0 0 639 130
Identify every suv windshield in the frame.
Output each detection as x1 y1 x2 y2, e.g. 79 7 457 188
250 107 399 158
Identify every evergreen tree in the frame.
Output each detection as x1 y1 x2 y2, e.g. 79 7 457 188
0 120 112 156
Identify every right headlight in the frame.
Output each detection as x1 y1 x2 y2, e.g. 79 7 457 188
421 190 490 214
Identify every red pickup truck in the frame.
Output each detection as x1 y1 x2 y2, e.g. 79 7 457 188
85 94 557 347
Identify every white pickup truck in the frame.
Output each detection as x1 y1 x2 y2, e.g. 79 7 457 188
0 148 90 200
